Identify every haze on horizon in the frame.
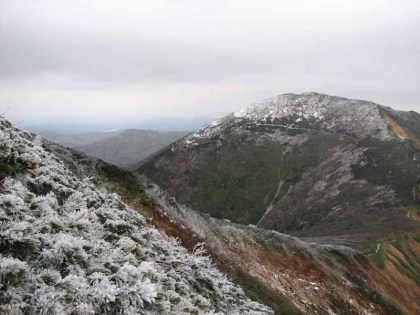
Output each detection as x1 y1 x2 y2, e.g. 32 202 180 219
1 0 419 130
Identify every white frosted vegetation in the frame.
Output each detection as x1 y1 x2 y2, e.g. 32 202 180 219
0 118 272 314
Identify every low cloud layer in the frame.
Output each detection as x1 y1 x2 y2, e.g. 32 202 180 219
1 0 419 127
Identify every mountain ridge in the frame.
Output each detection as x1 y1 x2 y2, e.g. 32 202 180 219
136 92 420 248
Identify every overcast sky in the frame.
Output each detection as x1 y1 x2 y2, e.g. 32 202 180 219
1 0 419 129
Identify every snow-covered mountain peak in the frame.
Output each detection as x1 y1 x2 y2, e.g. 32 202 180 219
178 93 391 149
233 92 382 123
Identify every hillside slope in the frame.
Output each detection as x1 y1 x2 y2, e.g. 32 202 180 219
0 118 271 314
137 92 420 248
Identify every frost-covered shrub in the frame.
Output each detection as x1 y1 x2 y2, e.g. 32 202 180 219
0 194 25 216
18 152 42 169
0 129 13 159
0 117 273 315
0 256 29 285
0 221 40 259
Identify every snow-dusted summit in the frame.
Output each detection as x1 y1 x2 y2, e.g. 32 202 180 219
178 92 392 149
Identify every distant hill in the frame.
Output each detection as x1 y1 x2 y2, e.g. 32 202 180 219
76 129 189 168
33 129 123 147
35 129 189 168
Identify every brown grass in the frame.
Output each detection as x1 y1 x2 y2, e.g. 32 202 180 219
387 244 408 263
383 113 409 140
348 236 420 315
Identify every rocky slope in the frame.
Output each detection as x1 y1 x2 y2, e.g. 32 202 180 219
0 117 271 314
136 92 420 248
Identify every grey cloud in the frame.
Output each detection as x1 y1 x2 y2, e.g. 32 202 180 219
0 20 280 82
0 0 419 125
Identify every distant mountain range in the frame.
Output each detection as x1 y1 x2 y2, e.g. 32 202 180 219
35 129 189 168
26 116 213 133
